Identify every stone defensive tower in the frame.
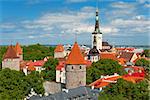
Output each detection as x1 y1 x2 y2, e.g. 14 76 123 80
2 45 20 71
65 42 86 89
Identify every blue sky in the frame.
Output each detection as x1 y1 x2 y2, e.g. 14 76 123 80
0 0 150 45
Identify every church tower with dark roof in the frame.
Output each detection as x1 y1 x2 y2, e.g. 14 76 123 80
92 8 102 50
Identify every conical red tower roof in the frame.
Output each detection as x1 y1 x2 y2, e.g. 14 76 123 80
3 45 19 59
54 44 64 52
15 42 22 55
66 42 86 65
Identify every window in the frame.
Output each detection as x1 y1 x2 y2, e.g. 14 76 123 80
80 66 82 69
72 66 73 69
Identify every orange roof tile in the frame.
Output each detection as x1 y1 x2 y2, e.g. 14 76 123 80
118 58 126 65
66 42 86 65
15 42 23 55
100 52 117 60
27 62 36 71
3 45 19 59
89 75 121 88
122 76 144 83
54 44 64 52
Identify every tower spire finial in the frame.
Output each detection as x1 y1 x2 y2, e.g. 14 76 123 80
95 2 100 33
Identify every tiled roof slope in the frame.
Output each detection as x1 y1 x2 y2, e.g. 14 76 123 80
54 44 64 52
3 45 19 59
66 42 86 65
119 52 134 62
15 42 23 55
100 53 117 60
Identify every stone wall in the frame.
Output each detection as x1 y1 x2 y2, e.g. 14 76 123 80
66 65 86 89
43 81 61 94
54 52 66 59
18 54 23 61
2 58 20 71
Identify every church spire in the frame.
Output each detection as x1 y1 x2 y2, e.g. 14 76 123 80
94 8 101 33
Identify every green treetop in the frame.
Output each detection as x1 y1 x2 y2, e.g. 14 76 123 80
86 59 125 84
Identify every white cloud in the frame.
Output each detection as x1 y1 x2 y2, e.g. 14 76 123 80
28 36 35 39
111 1 134 9
111 18 150 27
0 3 149 45
20 6 96 36
101 26 119 34
110 18 150 34
0 23 16 29
137 0 150 4
144 3 150 7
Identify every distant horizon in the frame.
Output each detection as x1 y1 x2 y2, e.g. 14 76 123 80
0 43 150 47
0 0 149 45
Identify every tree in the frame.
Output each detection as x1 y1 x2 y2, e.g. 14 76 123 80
0 46 7 68
99 79 149 100
141 49 150 58
86 59 125 84
41 58 58 81
24 71 44 95
0 44 55 65
23 44 55 60
0 68 44 99
135 58 150 80
0 68 28 99
135 58 150 68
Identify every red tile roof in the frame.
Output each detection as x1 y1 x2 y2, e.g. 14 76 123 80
54 44 64 52
66 42 86 65
119 52 134 62
89 71 145 88
33 60 45 66
15 42 23 55
122 76 144 83
27 63 36 71
116 48 135 51
56 61 65 71
89 75 121 88
26 60 45 67
118 58 126 65
100 53 117 60
3 45 19 59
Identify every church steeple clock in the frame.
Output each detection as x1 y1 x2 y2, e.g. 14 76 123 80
92 8 102 50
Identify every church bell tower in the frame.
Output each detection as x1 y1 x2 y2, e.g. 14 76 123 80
92 8 102 50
